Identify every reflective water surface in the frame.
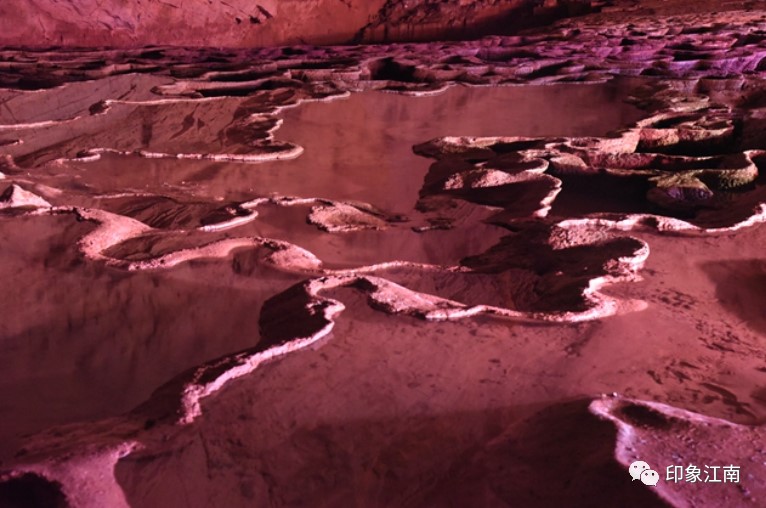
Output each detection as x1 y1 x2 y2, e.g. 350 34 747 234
0 80 642 456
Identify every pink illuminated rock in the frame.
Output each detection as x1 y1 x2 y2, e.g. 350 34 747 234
0 184 50 210
0 0 603 48
592 396 766 507
2 2 766 507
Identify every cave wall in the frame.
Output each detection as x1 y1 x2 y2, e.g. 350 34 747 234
0 0 595 48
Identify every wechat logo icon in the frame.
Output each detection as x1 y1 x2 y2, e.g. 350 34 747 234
629 461 660 486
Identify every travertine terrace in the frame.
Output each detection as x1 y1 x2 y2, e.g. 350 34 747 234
1 1 766 507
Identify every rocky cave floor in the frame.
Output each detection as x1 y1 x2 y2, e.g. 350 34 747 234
2 2 766 508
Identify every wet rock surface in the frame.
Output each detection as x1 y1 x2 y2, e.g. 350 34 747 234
2 3 766 507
